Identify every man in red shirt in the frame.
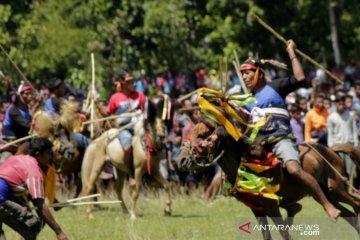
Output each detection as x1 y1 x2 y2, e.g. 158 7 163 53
0 137 68 240
96 70 145 173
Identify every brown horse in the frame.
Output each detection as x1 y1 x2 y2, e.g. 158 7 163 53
30 102 85 197
81 96 173 220
176 118 360 239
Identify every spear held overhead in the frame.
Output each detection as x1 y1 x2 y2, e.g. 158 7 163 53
0 44 34 88
252 14 343 84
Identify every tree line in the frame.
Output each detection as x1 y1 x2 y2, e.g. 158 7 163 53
0 0 359 97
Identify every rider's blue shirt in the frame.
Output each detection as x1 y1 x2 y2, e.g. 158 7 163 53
245 76 304 138
2 104 31 139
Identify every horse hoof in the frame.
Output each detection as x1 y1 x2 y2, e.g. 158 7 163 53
164 210 172 216
130 214 137 221
88 213 94 220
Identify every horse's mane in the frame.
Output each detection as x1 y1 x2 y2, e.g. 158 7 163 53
33 111 56 139
143 95 173 127
59 101 81 133
33 100 80 139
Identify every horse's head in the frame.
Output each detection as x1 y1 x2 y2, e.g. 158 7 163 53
176 117 226 171
143 95 175 148
52 126 76 162
33 103 79 168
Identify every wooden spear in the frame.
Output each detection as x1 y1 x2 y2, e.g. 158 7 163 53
0 44 34 88
0 135 34 150
90 53 96 139
252 13 343 84
177 89 198 102
232 50 249 94
48 200 122 208
82 112 142 125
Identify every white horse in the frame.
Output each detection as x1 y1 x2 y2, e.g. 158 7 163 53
81 97 172 220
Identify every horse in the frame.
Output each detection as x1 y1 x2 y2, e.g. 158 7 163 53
81 96 173 220
30 101 85 196
176 112 360 239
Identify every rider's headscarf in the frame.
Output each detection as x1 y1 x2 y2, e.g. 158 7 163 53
14 80 32 104
240 58 288 88
240 58 266 88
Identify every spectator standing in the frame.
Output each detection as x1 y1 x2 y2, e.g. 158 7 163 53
327 96 358 175
289 104 305 144
304 94 329 145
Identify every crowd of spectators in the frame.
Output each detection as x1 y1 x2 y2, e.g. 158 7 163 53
1 61 360 197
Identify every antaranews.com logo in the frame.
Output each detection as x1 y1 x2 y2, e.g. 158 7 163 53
239 221 320 236
236 217 358 240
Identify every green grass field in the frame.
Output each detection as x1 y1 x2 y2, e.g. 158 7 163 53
3 189 360 240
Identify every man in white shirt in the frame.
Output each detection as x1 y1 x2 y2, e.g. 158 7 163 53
328 95 358 175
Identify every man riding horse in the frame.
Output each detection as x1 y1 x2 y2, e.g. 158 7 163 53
95 70 146 175
217 40 341 222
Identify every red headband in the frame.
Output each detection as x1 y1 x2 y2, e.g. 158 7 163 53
240 63 265 73
20 85 32 93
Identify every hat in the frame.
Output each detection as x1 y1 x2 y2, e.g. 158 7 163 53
119 70 134 82
48 78 64 91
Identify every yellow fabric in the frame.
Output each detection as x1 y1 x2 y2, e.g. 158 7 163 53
162 94 168 120
195 87 222 95
195 87 265 141
241 162 274 173
44 165 57 204
221 101 265 131
198 96 243 141
229 154 282 204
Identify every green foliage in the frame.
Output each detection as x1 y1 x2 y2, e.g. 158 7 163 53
1 0 360 97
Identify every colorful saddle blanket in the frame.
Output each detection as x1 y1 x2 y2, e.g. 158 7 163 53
226 152 283 211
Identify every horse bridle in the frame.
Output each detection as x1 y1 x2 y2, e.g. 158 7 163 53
181 130 225 168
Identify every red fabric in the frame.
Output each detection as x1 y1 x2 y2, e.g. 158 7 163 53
106 91 145 115
20 85 32 93
0 155 44 199
244 152 282 167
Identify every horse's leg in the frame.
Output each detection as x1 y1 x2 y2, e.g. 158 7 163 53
114 170 128 214
332 201 360 233
130 166 143 221
82 149 106 219
252 209 272 240
73 173 82 199
267 207 292 240
284 203 302 226
151 168 172 216
328 177 360 231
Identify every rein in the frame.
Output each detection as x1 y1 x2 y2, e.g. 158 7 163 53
303 142 359 192
181 130 225 167
144 125 164 175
